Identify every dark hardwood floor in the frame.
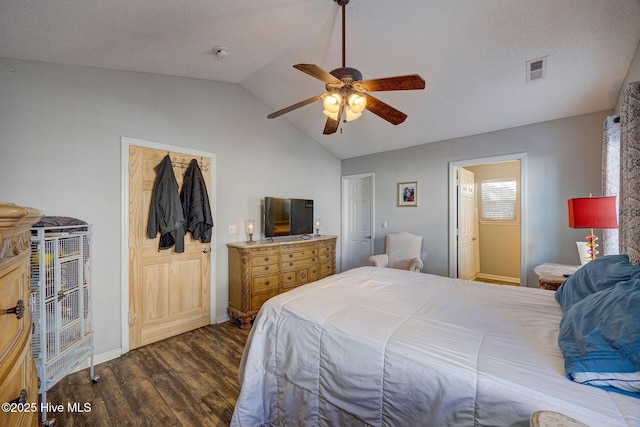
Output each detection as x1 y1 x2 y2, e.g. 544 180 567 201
45 322 250 427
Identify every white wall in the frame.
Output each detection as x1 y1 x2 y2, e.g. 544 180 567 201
616 38 640 113
342 111 609 286
0 58 341 358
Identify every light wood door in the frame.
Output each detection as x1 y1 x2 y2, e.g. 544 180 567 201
129 146 211 350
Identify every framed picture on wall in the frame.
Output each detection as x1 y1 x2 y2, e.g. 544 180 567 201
398 181 418 207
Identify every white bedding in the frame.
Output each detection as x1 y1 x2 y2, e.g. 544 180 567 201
231 267 640 426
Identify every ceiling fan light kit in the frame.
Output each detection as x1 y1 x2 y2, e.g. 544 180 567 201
267 0 425 135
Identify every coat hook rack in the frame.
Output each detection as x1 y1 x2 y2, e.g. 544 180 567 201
170 155 209 172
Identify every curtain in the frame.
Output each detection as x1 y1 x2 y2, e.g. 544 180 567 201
601 115 620 256
619 81 640 265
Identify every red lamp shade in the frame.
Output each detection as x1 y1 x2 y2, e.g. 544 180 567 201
567 196 618 229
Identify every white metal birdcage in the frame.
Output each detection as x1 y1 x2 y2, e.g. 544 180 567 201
30 222 98 425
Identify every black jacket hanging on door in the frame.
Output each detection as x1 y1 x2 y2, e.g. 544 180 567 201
180 159 213 243
148 155 185 252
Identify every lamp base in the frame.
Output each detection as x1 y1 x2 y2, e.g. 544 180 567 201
585 228 599 261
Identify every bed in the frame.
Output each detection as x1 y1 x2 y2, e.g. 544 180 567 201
230 265 640 426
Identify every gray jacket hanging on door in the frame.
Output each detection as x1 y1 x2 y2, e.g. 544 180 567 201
181 159 213 243
148 155 185 252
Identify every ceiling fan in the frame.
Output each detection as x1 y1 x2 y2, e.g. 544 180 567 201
267 0 426 135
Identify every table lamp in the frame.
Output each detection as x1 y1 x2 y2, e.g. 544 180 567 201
567 195 618 262
245 219 255 243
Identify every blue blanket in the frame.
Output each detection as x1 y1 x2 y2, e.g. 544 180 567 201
558 278 640 397
555 254 640 310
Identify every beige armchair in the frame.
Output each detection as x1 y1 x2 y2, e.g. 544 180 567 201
368 232 423 272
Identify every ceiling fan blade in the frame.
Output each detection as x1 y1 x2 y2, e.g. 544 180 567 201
267 94 324 119
323 117 340 135
357 74 426 92
294 64 343 86
364 94 408 125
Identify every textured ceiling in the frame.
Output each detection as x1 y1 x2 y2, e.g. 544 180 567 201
1 0 639 159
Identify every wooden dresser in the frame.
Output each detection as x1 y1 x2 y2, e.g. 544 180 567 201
0 203 42 427
227 235 337 328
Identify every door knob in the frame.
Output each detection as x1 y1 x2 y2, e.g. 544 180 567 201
202 247 211 253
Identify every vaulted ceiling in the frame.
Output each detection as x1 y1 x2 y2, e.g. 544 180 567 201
1 0 639 159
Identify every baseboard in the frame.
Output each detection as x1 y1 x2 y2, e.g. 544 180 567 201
216 313 230 324
70 347 122 374
475 272 520 285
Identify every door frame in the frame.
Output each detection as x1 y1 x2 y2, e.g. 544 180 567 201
120 136 217 354
448 153 527 285
341 172 375 272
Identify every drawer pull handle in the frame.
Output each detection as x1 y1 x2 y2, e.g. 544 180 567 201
264 257 270 261
289 262 293 266
289 254 293 258
287 276 292 280
4 299 25 319
264 266 269 271
265 281 270 285
10 389 28 405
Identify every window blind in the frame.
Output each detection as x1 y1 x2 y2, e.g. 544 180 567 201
481 179 516 221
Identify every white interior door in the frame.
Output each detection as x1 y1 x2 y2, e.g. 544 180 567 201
458 167 478 280
341 173 374 271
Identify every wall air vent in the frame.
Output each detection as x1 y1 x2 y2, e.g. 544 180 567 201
526 56 547 83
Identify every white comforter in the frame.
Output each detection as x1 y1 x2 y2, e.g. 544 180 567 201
231 267 640 426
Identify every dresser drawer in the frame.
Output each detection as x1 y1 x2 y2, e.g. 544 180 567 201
251 291 278 310
319 243 333 255
252 262 278 275
281 247 317 262
318 252 333 263
281 256 318 271
281 268 310 289
320 262 333 277
281 270 298 287
0 258 28 360
252 274 279 294
250 249 279 266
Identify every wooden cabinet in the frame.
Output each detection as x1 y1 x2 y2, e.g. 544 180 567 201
0 203 42 427
227 236 337 328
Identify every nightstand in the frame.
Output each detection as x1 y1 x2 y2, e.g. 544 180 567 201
533 263 580 291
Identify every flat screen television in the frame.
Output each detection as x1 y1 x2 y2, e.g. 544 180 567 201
264 197 314 238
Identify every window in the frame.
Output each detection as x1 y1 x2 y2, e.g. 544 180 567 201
481 179 517 221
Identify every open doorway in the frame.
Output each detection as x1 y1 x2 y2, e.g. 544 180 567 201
448 153 527 286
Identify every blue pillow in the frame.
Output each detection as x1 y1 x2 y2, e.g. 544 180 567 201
558 279 640 396
555 255 640 311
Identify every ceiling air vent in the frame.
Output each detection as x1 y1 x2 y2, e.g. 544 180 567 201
526 56 546 83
